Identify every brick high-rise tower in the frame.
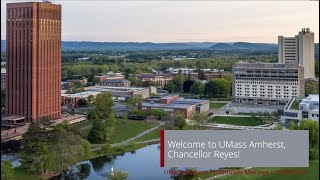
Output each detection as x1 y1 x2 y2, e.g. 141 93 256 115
6 2 61 121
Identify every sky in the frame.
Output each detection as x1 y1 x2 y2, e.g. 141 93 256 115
1 1 319 43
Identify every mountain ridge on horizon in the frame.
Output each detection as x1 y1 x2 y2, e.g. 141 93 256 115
0 40 302 52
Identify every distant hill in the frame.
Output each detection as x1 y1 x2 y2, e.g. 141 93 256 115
210 42 277 50
1 40 316 52
1 40 217 51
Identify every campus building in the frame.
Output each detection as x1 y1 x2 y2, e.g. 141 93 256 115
5 2 61 121
85 86 157 101
232 62 305 105
61 91 101 108
95 72 125 82
100 79 131 87
140 95 209 118
280 94 319 125
137 74 173 87
278 28 315 79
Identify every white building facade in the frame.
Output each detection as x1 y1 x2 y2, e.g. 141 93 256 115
280 94 319 125
278 28 315 79
232 63 305 105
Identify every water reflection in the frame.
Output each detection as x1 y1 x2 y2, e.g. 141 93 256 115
59 144 215 180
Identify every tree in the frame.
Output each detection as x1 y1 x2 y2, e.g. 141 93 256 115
87 95 95 105
213 78 230 97
20 120 52 175
165 81 178 93
204 80 217 98
82 139 91 158
50 126 85 172
288 119 319 160
204 78 230 98
174 113 187 129
190 82 205 95
172 75 187 92
150 109 168 120
77 98 88 107
88 119 108 144
87 110 100 121
107 169 128 180
105 113 117 141
305 81 319 95
93 93 114 119
191 113 207 129
127 94 143 109
183 80 194 93
1 160 15 180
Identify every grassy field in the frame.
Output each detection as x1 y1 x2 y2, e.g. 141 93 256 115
14 167 45 180
210 103 228 109
109 119 159 143
77 119 159 143
135 126 163 142
209 116 266 126
218 161 319 180
134 124 210 142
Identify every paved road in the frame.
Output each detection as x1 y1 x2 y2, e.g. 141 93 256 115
91 121 164 151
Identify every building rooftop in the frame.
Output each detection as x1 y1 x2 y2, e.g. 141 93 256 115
101 79 130 83
2 116 25 121
302 94 319 103
61 91 101 98
172 98 209 105
85 86 147 92
137 74 173 79
142 102 194 109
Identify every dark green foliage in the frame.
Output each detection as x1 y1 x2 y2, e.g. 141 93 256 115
87 110 100 120
183 80 194 93
77 98 88 107
87 119 108 144
174 113 187 129
20 118 87 175
190 82 205 95
204 78 230 98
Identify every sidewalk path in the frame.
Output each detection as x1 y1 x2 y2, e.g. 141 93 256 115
91 122 164 151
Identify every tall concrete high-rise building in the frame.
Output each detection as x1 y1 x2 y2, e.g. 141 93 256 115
278 28 315 79
6 2 61 121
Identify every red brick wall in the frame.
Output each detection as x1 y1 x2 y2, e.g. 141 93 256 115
6 2 61 121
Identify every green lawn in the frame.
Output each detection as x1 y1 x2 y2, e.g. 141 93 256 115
135 126 163 142
134 124 210 142
209 116 267 126
210 103 228 109
14 167 43 180
109 119 159 144
77 119 159 143
218 161 319 180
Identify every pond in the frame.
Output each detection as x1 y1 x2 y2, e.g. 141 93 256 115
58 144 217 180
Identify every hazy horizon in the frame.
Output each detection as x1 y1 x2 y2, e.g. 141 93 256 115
1 1 319 43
